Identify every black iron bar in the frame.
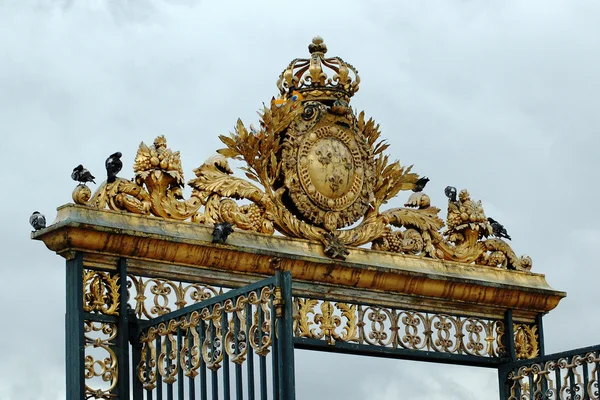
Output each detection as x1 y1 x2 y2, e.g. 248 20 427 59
596 352 600 400
528 369 534 400
258 304 267 400
157 336 163 400
132 340 144 400
177 326 184 400
554 365 561 400
222 306 231 400
582 360 589 400
535 314 545 357
117 258 131 400
210 309 219 400
568 359 577 400
271 294 280 400
233 309 243 400
166 335 174 400
187 327 196 400
199 321 207 400
294 338 504 368
147 339 154 400
66 252 85 400
281 271 296 400
245 301 255 400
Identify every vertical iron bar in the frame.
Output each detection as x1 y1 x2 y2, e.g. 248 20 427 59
536 314 545 357
132 338 144 400
157 336 163 400
177 326 184 400
187 326 196 400
497 365 510 400
554 365 561 400
539 361 549 400
222 305 231 400
505 310 516 362
258 304 267 400
568 359 577 400
280 271 296 400
147 338 154 400
117 258 130 400
596 352 600 400
271 288 280 400
210 310 219 400
166 337 173 400
582 361 589 400
233 309 243 400
528 370 534 400
199 321 207 400
246 301 255 400
66 252 85 400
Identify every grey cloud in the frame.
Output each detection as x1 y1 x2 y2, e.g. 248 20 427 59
2 0 600 399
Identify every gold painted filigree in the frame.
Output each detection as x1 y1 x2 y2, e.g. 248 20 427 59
137 286 274 390
294 298 506 357
84 321 118 399
514 324 539 360
506 351 600 400
127 275 221 319
83 270 120 316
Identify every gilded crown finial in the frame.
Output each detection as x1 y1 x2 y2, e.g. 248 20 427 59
308 36 327 54
276 36 360 101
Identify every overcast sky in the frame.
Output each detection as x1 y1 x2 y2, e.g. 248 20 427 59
2 0 600 399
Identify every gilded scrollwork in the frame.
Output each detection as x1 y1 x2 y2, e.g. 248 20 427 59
294 298 507 357
84 321 118 399
506 351 600 400
70 36 533 271
514 323 539 360
127 275 221 319
137 286 274 390
83 270 120 316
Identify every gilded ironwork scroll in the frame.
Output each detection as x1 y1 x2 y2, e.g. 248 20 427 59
505 348 600 399
127 275 221 320
83 270 120 316
294 298 508 357
84 321 118 399
137 286 274 390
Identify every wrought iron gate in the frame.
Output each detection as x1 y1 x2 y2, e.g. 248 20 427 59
132 270 295 400
32 35 585 400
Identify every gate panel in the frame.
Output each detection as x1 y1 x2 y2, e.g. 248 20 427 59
133 271 295 400
498 345 600 400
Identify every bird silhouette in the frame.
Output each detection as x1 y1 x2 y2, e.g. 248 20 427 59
71 164 96 184
444 186 457 202
413 177 430 192
105 152 123 183
488 217 511 240
29 211 46 231
212 222 234 244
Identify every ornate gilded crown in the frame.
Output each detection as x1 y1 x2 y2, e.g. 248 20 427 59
276 36 360 101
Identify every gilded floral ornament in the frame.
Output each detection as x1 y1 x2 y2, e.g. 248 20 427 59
69 36 532 271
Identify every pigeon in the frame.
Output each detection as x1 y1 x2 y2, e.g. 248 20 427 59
105 152 123 183
212 222 234 244
29 211 46 231
413 177 430 192
488 217 512 240
444 186 457 202
71 164 96 184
